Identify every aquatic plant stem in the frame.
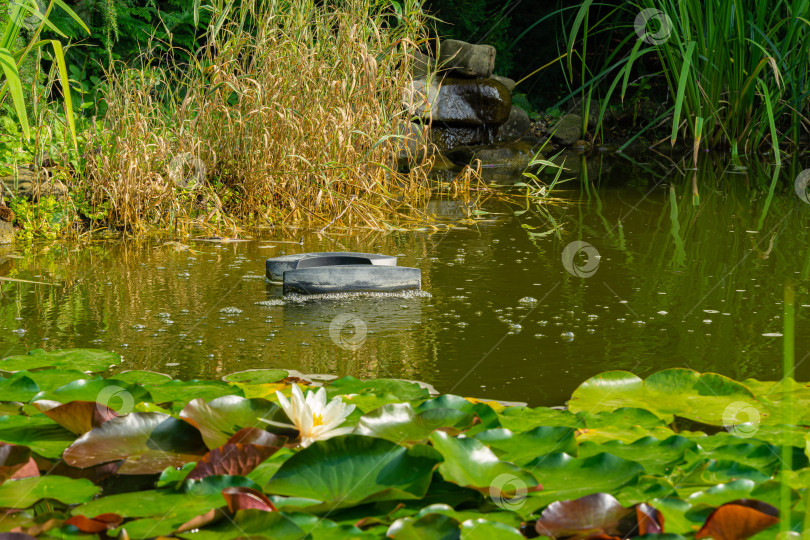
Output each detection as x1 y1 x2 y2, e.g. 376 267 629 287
781 280 794 534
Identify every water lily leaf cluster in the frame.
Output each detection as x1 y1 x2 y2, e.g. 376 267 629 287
0 350 805 538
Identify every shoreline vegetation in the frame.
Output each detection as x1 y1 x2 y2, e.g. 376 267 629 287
1 0 808 240
0 347 804 538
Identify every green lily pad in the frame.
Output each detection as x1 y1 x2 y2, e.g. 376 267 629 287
0 375 39 402
13 369 90 391
32 378 152 409
569 369 756 425
522 453 644 512
0 476 99 507
0 349 121 372
63 412 207 474
145 379 242 404
223 369 289 384
497 406 579 431
0 414 74 458
473 426 577 464
460 518 524 539
175 509 305 540
327 377 429 401
578 436 696 474
265 435 440 512
114 370 173 385
179 395 286 449
387 512 460 540
429 431 539 493
356 403 474 445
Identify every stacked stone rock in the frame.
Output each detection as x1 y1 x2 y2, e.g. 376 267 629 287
404 39 531 154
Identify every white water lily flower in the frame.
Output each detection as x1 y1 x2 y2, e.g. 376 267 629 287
261 384 356 447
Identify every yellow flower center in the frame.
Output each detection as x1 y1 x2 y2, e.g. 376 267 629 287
312 414 324 427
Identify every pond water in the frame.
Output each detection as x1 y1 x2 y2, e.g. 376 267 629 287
1 153 809 406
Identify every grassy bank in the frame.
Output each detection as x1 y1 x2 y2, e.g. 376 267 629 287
1 0 483 238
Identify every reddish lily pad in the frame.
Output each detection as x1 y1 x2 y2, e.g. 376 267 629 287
221 486 277 512
64 513 123 533
63 412 207 474
535 493 634 538
32 400 119 435
0 443 37 483
187 442 282 480
695 499 779 539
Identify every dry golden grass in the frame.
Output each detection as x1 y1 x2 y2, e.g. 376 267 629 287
76 0 479 234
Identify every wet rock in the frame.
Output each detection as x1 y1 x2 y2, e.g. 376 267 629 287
439 39 496 78
551 113 583 146
491 75 516 93
445 138 540 170
496 106 531 143
430 125 495 151
431 78 512 126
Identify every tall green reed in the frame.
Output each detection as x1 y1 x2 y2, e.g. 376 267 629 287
565 0 809 154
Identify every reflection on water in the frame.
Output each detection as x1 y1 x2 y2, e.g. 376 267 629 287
1 154 809 405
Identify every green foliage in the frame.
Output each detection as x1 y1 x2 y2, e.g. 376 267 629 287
0 349 806 537
566 0 810 152
8 194 72 239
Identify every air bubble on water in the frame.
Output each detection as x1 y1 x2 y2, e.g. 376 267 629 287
657 311 668 315
12 328 25 335
534 333 545 338
538 320 547 326
519 297 538 304
762 332 783 337
632 320 646 326
703 309 719 314
587 328 595 334
703 319 712 324
561 332 574 341
158 313 171 318
220 307 243 314
509 324 522 333
587 314 598 319
133 324 146 331
256 300 285 307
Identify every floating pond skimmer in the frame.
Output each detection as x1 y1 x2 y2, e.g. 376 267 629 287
265 252 421 295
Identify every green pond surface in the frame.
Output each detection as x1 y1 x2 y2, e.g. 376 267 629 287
1 154 809 405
